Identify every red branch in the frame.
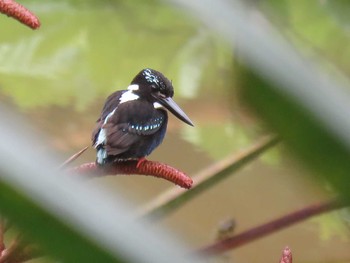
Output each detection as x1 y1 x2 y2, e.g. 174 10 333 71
0 0 40 29
197 199 347 255
71 160 193 189
279 246 292 263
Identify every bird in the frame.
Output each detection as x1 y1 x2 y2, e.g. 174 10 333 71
92 68 194 166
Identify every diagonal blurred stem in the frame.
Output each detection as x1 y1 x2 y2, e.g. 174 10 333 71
59 146 89 169
197 198 347 255
139 135 279 218
0 217 5 254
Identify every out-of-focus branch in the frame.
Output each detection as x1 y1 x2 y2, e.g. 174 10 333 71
0 218 5 254
71 160 193 189
59 146 88 169
138 135 279 218
197 199 347 255
0 0 40 29
0 235 41 263
0 235 23 263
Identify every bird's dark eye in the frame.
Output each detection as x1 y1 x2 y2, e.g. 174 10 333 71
158 91 167 98
151 84 158 90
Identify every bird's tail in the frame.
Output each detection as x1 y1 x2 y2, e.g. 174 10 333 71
96 146 107 165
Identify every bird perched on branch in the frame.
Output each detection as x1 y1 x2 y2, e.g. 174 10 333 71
92 68 194 166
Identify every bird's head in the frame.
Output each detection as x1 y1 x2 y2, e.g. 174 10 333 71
129 68 194 126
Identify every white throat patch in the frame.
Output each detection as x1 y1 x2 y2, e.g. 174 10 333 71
153 102 163 109
119 89 139 104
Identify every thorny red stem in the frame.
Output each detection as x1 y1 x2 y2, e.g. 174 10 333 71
0 0 40 29
279 246 292 263
71 160 193 189
197 199 347 255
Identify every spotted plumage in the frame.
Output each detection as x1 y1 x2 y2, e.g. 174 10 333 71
92 68 193 165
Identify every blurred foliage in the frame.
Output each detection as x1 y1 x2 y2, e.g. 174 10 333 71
0 181 120 263
0 0 349 169
1 0 350 261
262 0 350 74
0 0 348 186
313 211 350 242
182 123 260 160
0 0 231 110
239 0 350 242
0 0 251 162
238 63 350 200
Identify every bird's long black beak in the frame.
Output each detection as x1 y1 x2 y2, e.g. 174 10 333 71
157 97 194 126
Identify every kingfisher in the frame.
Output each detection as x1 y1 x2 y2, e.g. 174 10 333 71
92 68 194 166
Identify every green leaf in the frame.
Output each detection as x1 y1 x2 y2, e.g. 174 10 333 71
239 66 350 200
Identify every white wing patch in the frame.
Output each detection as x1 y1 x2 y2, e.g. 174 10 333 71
95 129 106 147
119 90 139 104
96 87 139 148
95 107 118 164
94 107 117 147
127 84 139 91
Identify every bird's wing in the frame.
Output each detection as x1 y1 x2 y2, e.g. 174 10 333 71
100 90 124 120
103 101 166 156
91 90 124 143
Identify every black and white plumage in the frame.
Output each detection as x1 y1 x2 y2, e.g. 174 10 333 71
92 68 194 165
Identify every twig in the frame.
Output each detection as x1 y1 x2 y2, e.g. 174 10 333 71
279 246 292 263
137 135 279 218
59 146 89 169
0 235 41 263
197 198 347 255
71 160 193 189
216 218 236 241
7 245 41 263
214 218 236 263
0 0 40 29
0 218 5 254
0 235 22 263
